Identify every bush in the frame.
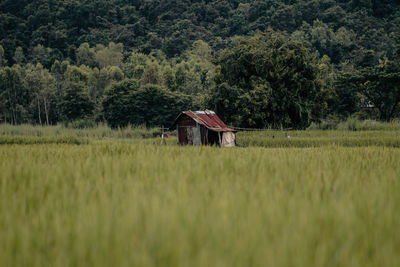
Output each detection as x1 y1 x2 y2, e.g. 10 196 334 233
67 118 97 129
0 123 164 139
307 119 339 130
102 80 193 128
0 135 88 145
337 117 361 131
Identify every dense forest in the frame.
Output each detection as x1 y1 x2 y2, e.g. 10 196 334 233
0 0 399 128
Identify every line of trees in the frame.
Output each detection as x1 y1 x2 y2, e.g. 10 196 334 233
1 32 399 129
0 41 212 127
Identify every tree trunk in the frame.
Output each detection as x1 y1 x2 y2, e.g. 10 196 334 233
7 89 16 125
388 92 400 120
388 102 399 121
43 95 49 125
37 97 42 125
13 85 18 124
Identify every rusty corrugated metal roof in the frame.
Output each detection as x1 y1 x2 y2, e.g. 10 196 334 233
175 110 236 132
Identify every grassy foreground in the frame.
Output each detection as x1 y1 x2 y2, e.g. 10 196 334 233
1 143 400 267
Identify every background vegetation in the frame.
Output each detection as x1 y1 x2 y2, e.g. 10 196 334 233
0 0 400 129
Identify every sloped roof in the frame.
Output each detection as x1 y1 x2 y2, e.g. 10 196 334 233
174 110 236 132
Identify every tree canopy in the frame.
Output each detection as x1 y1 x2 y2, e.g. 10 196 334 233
0 0 398 64
209 32 325 128
102 80 194 128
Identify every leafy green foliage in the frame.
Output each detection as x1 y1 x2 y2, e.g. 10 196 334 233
60 82 94 122
0 0 398 64
102 80 193 127
0 45 7 67
209 32 324 129
24 63 57 125
359 61 400 121
0 65 28 124
336 60 400 121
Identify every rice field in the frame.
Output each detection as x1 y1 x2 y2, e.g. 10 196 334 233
1 124 400 267
237 130 400 148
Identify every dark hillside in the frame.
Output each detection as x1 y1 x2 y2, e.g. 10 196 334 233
0 0 399 62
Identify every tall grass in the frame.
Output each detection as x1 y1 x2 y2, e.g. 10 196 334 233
308 118 400 131
1 143 399 267
3 123 400 148
0 123 162 139
0 135 88 145
236 130 400 148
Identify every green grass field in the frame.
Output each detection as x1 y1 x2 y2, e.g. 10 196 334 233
1 124 400 267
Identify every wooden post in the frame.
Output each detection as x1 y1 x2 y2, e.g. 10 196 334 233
160 125 167 145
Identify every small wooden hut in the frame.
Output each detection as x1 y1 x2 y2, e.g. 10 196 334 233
173 110 236 147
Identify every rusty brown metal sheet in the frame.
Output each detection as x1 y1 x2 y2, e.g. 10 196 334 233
174 110 236 133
